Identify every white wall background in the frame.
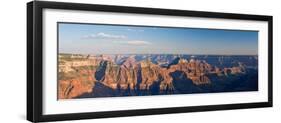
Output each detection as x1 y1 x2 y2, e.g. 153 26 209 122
0 0 279 123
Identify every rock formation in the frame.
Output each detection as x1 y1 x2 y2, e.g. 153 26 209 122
169 58 212 85
58 68 96 99
100 57 138 90
139 59 160 90
58 54 247 99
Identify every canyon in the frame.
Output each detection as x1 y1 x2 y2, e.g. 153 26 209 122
58 54 257 99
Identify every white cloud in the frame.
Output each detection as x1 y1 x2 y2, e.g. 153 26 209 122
83 32 126 39
127 40 151 45
114 40 151 46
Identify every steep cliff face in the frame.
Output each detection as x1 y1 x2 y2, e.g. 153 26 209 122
100 57 138 90
159 68 174 91
139 59 160 90
119 57 138 90
58 68 96 99
101 61 119 89
139 59 175 91
169 58 211 85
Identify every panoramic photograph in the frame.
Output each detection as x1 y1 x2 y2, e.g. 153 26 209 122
58 23 259 99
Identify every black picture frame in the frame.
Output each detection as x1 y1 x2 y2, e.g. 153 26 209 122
27 1 273 122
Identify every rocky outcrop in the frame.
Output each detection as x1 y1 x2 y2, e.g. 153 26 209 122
189 75 211 85
138 59 175 91
100 61 119 89
58 68 96 99
139 59 160 90
169 58 212 85
100 57 138 90
159 68 174 91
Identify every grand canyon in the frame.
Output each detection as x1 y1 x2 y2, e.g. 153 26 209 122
58 54 258 99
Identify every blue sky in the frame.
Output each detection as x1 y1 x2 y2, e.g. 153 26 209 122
58 23 258 55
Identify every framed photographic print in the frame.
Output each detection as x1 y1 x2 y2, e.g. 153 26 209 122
27 1 273 122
